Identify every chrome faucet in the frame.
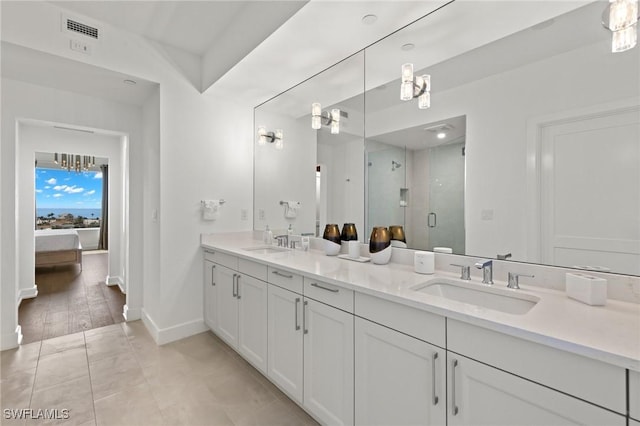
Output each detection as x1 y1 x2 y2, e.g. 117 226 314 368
475 259 493 285
450 263 471 280
507 272 534 289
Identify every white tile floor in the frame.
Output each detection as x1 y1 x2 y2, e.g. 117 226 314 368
0 321 318 426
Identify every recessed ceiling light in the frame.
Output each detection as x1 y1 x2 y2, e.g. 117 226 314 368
362 14 378 25
437 132 446 139
401 43 415 51
123 79 137 85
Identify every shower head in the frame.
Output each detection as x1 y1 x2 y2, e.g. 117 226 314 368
392 160 402 171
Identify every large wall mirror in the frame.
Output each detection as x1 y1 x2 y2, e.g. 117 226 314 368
254 0 640 276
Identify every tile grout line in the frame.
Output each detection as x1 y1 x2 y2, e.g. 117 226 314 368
27 340 44 410
82 330 99 425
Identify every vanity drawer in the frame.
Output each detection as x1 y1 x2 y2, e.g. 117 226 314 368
239 258 268 281
447 319 626 414
203 249 238 270
303 277 353 313
354 292 445 348
268 266 303 294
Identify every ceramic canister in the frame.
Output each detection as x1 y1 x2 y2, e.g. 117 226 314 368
389 225 407 248
323 224 341 256
369 227 392 265
340 223 358 241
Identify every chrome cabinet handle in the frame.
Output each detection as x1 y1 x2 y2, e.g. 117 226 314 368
428 212 437 228
236 275 241 299
211 265 216 286
310 282 339 293
232 274 237 298
451 359 459 416
272 270 294 279
303 300 309 334
432 352 439 405
294 297 301 331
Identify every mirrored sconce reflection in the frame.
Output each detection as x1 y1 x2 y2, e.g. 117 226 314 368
257 126 284 150
400 63 431 109
311 103 342 134
602 0 639 52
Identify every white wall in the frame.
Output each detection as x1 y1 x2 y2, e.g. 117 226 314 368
366 39 640 262
1 1 254 348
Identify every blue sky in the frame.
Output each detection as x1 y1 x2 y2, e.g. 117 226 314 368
35 168 102 209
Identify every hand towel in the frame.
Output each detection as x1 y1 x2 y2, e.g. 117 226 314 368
284 201 301 218
202 200 221 221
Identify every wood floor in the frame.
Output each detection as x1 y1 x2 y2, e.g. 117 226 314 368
19 252 125 344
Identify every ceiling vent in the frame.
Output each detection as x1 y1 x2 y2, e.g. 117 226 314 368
61 14 100 40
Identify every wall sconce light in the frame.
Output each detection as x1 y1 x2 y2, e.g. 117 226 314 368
257 126 284 150
400 63 431 109
602 0 639 52
311 103 342 134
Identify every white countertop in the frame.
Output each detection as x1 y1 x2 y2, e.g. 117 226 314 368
201 232 640 372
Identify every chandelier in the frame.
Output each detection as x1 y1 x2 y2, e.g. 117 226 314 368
54 153 96 172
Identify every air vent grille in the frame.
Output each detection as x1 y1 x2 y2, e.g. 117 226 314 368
66 19 98 39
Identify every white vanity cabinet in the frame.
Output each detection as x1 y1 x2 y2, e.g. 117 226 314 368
630 370 640 422
203 250 268 373
355 317 446 426
354 292 446 426
447 354 625 425
447 319 626 425
267 270 354 425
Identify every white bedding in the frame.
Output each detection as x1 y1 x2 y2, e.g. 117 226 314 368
35 229 82 252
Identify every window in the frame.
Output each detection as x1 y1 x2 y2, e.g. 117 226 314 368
35 167 103 230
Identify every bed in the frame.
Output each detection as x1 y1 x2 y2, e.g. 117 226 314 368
35 229 83 269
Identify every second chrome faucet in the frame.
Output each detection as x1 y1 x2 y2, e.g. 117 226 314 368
474 259 493 285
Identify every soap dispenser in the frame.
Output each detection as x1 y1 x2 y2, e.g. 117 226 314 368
287 224 293 238
264 225 273 245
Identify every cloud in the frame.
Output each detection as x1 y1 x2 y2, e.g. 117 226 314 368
53 185 67 191
46 178 57 185
94 172 103 179
53 194 63 198
64 185 84 194
84 190 96 196
35 189 43 193
76 201 84 205
44 186 50 189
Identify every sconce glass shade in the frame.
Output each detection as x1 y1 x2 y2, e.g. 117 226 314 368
400 63 414 101
418 91 431 109
257 125 267 145
609 0 638 31
274 129 284 150
311 103 322 130
421 74 431 93
612 22 638 51
330 109 340 134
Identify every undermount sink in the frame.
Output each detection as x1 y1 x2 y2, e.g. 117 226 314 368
412 278 539 315
242 245 290 255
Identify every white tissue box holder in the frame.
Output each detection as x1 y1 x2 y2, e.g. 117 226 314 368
565 273 607 306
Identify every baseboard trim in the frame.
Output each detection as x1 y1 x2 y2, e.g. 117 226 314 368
123 304 141 321
1 325 22 351
17 286 38 307
105 275 125 294
141 310 207 346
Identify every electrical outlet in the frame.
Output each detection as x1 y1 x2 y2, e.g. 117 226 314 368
240 209 248 221
258 209 265 221
70 39 91 54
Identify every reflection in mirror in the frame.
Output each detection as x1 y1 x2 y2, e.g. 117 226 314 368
364 1 639 275
254 52 365 238
365 116 466 254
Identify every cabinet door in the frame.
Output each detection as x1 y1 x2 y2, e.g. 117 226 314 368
214 264 239 348
355 318 445 426
267 284 303 403
237 274 268 374
631 370 640 421
448 354 626 426
304 299 354 426
203 260 217 330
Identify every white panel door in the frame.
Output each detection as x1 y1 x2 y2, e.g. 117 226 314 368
214 264 239 348
303 299 354 426
448 354 626 426
540 107 640 274
355 318 445 426
237 274 268 374
203 260 217 330
267 284 303 403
